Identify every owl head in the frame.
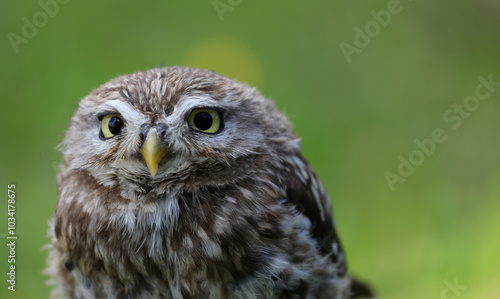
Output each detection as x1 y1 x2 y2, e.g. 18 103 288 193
61 67 298 197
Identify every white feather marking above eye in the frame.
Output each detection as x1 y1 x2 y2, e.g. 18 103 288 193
167 95 221 125
99 100 146 123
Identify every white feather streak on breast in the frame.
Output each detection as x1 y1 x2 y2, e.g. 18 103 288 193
203 239 222 259
196 226 223 259
67 223 73 237
148 230 164 258
59 184 76 205
183 235 194 249
238 187 256 201
225 196 237 204
161 195 180 229
214 214 230 235
121 203 137 232
197 227 210 241
258 180 281 199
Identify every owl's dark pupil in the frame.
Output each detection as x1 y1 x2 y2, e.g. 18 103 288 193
108 117 123 134
193 112 213 131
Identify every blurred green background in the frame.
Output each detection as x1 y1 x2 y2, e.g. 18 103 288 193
1 1 500 298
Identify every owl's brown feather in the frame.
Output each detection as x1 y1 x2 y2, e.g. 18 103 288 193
47 67 373 298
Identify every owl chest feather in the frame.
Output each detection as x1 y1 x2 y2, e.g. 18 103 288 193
53 168 335 298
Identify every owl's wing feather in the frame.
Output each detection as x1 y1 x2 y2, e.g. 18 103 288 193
283 154 345 272
283 154 374 298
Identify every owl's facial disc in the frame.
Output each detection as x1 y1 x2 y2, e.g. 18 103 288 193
140 128 168 176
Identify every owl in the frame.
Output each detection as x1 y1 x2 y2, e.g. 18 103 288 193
46 67 373 299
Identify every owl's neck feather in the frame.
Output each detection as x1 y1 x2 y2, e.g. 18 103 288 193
56 153 284 243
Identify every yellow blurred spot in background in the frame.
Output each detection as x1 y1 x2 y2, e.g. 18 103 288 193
183 37 264 89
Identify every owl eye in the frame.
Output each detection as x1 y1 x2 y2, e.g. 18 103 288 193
188 109 222 134
100 114 124 139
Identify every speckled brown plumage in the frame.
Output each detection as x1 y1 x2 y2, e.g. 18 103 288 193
46 67 373 299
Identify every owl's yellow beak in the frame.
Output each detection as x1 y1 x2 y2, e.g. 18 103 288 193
140 131 167 176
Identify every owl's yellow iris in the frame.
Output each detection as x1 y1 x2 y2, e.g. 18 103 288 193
101 114 123 139
188 109 221 134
